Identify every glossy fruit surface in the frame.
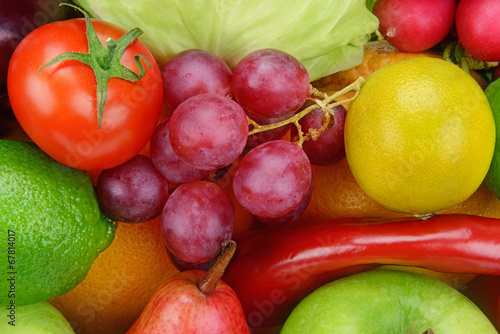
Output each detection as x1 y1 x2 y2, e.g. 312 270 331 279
281 269 497 333
126 270 250 334
291 103 346 166
161 49 232 110
7 18 163 170
150 119 212 183
0 139 116 306
233 140 312 224
456 0 500 62
372 0 456 53
50 217 178 334
0 301 75 333
303 41 500 223
345 57 495 215
96 154 169 222
0 0 37 96
161 181 235 263
298 155 500 224
168 93 248 170
232 48 309 118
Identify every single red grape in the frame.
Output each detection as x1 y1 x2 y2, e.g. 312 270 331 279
161 180 235 263
161 49 232 110
232 48 310 118
168 93 249 170
96 154 169 223
233 140 312 224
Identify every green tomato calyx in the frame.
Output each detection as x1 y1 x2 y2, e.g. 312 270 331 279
38 3 152 129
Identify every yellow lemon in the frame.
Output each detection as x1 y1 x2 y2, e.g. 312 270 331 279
344 57 495 216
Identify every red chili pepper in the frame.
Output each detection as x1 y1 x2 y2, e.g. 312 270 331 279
223 214 500 329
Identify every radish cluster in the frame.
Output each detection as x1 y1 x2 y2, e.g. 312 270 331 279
373 0 500 62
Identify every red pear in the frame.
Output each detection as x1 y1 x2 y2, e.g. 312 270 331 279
126 240 250 333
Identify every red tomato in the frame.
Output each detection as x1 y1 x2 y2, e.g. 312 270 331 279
7 18 164 170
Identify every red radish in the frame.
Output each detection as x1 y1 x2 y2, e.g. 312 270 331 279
372 0 456 53
456 0 500 62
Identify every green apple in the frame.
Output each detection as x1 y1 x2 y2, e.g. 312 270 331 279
0 301 74 333
281 269 498 333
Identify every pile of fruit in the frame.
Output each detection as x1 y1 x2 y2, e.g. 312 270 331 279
2 0 500 333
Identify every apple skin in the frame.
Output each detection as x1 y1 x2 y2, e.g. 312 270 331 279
0 301 74 333
280 269 498 333
126 269 251 333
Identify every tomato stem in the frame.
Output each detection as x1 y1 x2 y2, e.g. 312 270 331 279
37 3 151 129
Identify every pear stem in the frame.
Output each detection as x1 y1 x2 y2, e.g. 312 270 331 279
423 329 435 334
198 240 237 296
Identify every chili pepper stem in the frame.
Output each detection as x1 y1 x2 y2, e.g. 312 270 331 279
413 212 435 220
198 240 237 296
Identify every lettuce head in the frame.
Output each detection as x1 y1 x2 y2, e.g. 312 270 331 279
75 0 379 81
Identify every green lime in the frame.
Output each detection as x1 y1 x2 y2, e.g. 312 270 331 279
0 300 74 333
0 139 116 306
485 78 500 198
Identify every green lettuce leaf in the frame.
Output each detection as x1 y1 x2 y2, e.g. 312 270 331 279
366 0 378 11
75 0 379 81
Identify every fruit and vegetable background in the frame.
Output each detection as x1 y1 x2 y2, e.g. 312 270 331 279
2 0 500 333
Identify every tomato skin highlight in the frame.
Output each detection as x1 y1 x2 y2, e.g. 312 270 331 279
7 18 164 170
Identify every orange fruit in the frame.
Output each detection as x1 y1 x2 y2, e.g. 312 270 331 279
313 40 442 92
49 217 179 334
297 156 500 224
439 182 500 218
297 157 410 223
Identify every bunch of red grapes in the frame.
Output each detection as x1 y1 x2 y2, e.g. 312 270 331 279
95 48 347 269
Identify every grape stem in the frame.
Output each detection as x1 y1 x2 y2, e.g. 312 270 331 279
198 240 237 296
247 76 364 147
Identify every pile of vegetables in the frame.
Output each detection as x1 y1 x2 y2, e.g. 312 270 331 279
4 0 500 333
